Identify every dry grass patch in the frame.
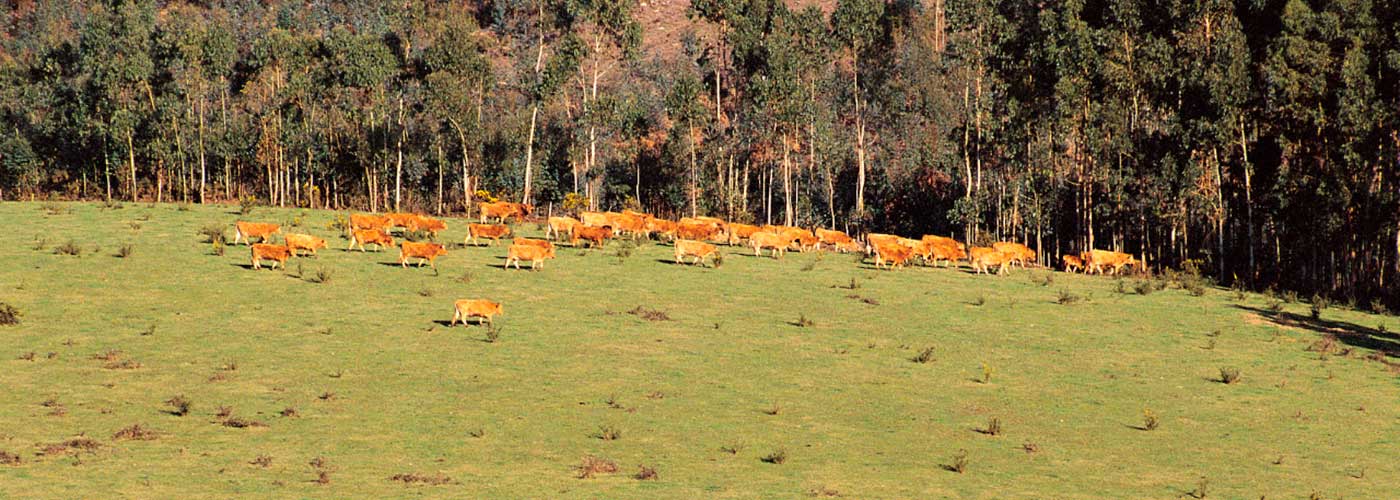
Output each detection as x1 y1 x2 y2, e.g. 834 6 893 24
574 455 619 479
389 473 454 485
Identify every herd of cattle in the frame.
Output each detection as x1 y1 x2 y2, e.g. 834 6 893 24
229 201 1142 324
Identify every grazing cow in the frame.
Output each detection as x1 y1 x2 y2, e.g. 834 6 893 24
451 299 503 326
927 240 966 267
572 225 615 248
1062 254 1085 273
408 216 447 238
646 218 678 241
399 241 449 268
350 213 391 232
674 239 720 267
385 212 421 231
993 242 1036 268
348 229 394 252
835 240 865 253
794 233 821 253
1084 249 1139 275
505 243 556 270
234 222 281 245
677 221 720 242
921 235 967 253
969 247 1012 275
284 233 329 256
579 211 611 228
464 223 512 246
611 212 648 237
250 244 291 270
865 233 901 253
749 231 791 258
726 223 762 245
479 202 531 223
816 228 855 250
872 241 914 269
547 216 580 241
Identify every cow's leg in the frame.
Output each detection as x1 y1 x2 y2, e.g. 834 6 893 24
451 309 460 327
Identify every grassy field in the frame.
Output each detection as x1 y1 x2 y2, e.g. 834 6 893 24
1 201 1397 499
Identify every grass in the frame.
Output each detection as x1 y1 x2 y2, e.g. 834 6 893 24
1 202 1399 498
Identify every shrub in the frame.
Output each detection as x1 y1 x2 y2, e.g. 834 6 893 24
165 395 191 416
971 295 986 307
720 443 744 455
212 239 225 256
456 271 474 284
1056 289 1083 305
328 214 352 236
389 473 454 485
112 424 158 441
250 455 273 467
1114 280 1127 294
115 243 134 258
628 305 671 321
485 324 502 343
309 268 333 284
1187 477 1209 499
1369 298 1389 315
0 450 20 466
980 417 1003 436
574 455 619 479
762 402 781 415
794 314 816 327
760 448 787 464
198 223 226 244
911 347 936 364
1142 409 1159 430
1218 367 1241 384
0 303 21 326
53 240 82 256
31 237 47 251
947 449 969 473
1133 280 1154 295
1282 290 1298 303
1266 299 1284 313
712 252 725 268
1021 442 1041 454
1183 280 1206 297
980 363 994 384
1310 294 1329 319
594 424 622 441
239 196 258 215
633 465 658 481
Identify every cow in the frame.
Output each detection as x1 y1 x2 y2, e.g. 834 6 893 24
234 222 281 245
408 216 447 238
611 212 648 238
969 247 1012 275
512 237 555 251
350 213 391 232
250 244 291 270
505 243 556 270
465 223 512 246
348 228 394 252
450 299 503 326
572 225 615 248
865 233 901 254
479 202 531 223
927 240 966 267
547 216 580 241
646 218 678 241
1084 249 1139 276
385 212 421 232
284 233 328 256
749 231 791 258
579 211 611 228
993 242 1036 268
815 228 855 251
674 239 720 267
677 221 720 242
872 241 914 270
726 223 762 245
399 241 449 268
794 233 822 253
1062 254 1085 273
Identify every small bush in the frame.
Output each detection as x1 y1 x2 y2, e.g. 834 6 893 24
113 243 134 258
594 424 623 441
239 196 258 215
485 324 502 343
390 473 454 485
946 449 969 473
1310 294 1329 319
1266 299 1284 313
1141 408 1159 430
979 417 1003 436
42 201 69 215
456 271 474 284
1282 290 1298 304
165 395 191 416
574 455 619 479
31 237 47 251
53 240 82 256
112 423 158 441
627 305 671 321
1369 298 1389 315
801 259 818 272
279 407 299 418
417 288 433 297
1114 280 1127 294
1021 442 1041 454
310 268 334 284
1183 280 1206 297
467 428 485 438
614 239 637 261
1056 289 1083 305
17 352 35 361
1218 367 1241 384
720 443 744 455
713 252 725 268
633 465 658 481
760 448 787 464
250 455 272 467
980 363 994 384
212 239 225 256
807 485 841 497
0 303 21 326
762 402 781 415
1134 280 1154 295
222 416 266 428
0 450 20 466
1187 477 1209 499
1040 273 1054 287
198 223 226 244
794 313 816 327
971 295 986 307
911 347 935 364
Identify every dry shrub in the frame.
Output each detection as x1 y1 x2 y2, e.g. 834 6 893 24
978 417 1003 436
911 347 935 364
53 240 81 256
40 436 102 456
250 455 273 467
104 359 142 370
574 455 619 479
222 416 265 428
112 424 158 441
1218 367 1241 384
390 473 454 485
761 448 788 464
594 424 623 441
17 351 35 361
945 449 969 473
807 485 841 497
279 407 300 418
165 395 191 416
0 303 20 326
1141 408 1160 431
91 350 122 362
1021 442 1041 454
0 450 20 466
634 465 658 481
793 314 816 327
628 305 671 321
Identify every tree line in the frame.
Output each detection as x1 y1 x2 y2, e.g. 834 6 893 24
2 0 1398 305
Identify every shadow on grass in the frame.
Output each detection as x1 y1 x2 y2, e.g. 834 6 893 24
1234 305 1400 357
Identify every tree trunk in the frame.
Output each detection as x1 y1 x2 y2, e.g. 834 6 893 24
853 48 866 214
524 102 539 204
395 96 404 212
689 123 698 218
437 142 445 215
127 127 137 202
1240 117 1255 283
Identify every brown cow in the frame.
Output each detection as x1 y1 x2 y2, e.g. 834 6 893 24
547 216 580 241
250 244 291 270
674 239 720 267
579 211 611 228
871 241 914 269
234 222 281 245
350 213 391 231
865 233 901 253
927 240 966 267
816 228 855 250
399 241 449 268
1084 249 1138 275
479 202 532 223
646 218 678 241
749 231 791 258
993 242 1036 268
969 247 1012 275
348 229 394 252
408 216 447 238
385 212 421 231
465 223 512 246
284 233 328 256
1061 254 1085 273
451 299 503 326
512 237 555 251
677 221 719 242
572 225 614 248
726 223 762 245
505 243 556 270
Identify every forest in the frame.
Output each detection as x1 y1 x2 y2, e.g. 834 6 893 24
1 0 1398 304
